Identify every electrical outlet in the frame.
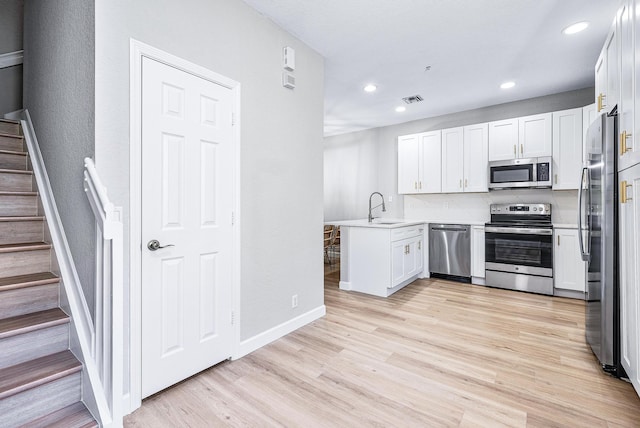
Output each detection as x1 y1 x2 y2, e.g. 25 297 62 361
388 195 393 202
291 294 298 308
444 202 449 209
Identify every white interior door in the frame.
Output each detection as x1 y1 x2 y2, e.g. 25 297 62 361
141 57 234 398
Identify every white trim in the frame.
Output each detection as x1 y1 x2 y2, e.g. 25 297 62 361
128 39 241 415
235 305 327 359
0 50 23 69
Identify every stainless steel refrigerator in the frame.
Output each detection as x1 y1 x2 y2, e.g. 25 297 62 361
578 111 623 376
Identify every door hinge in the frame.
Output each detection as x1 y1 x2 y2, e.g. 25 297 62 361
231 211 235 225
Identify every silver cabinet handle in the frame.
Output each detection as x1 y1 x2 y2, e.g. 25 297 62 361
147 239 175 251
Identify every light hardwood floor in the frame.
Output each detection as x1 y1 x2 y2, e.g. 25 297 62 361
125 266 640 427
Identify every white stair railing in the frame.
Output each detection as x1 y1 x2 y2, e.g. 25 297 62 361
84 157 124 428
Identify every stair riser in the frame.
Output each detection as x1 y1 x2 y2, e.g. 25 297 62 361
0 250 50 277
0 172 32 192
0 283 58 318
0 324 68 370
0 122 21 136
0 195 38 216
0 220 44 246
0 373 80 428
0 135 24 152
0 153 27 171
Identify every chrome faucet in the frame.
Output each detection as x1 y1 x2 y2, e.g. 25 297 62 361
368 192 386 223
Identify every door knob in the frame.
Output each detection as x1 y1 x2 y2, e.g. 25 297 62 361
147 239 175 251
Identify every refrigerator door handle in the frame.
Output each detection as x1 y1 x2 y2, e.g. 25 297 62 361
578 166 589 261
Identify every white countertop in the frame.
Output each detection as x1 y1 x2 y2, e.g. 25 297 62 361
326 218 426 229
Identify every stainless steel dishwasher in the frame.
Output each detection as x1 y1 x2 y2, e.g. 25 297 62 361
429 224 471 281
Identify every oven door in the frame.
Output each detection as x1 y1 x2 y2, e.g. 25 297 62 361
485 226 553 276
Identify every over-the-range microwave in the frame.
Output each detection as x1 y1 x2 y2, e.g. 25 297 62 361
488 156 552 190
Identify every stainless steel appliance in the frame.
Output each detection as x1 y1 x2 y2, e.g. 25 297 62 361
578 112 623 376
488 157 552 190
429 224 470 281
485 203 553 295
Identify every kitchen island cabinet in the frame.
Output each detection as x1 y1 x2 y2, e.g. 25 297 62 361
334 220 426 297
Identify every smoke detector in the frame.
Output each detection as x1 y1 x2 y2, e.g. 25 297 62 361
402 95 424 104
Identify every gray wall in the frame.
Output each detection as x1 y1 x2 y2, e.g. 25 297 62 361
0 0 24 114
94 0 325 353
23 0 96 316
324 87 594 222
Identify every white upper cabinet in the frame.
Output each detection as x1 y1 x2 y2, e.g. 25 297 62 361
552 108 583 190
488 118 518 161
620 1 638 171
596 20 619 115
397 134 421 194
583 103 598 165
519 113 552 158
441 124 489 193
420 131 443 193
488 113 551 161
398 131 442 194
463 123 489 192
441 127 464 193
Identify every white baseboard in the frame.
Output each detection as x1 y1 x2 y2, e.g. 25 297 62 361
339 280 352 290
234 305 326 359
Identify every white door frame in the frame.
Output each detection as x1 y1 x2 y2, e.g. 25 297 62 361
128 39 241 413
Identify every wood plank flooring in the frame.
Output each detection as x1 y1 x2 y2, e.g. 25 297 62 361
125 266 640 427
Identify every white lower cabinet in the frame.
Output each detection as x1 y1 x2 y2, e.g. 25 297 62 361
619 163 640 396
340 224 425 297
553 228 586 294
471 225 485 283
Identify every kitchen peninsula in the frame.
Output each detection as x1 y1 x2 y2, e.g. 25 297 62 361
330 219 426 297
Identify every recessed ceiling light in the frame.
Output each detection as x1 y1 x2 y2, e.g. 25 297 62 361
364 84 377 93
395 106 406 113
500 81 516 89
562 21 589 35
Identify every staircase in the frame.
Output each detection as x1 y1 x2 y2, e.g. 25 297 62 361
0 119 97 427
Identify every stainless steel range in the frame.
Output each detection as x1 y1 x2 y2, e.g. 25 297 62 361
484 203 553 295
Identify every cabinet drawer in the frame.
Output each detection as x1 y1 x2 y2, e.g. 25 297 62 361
391 225 424 241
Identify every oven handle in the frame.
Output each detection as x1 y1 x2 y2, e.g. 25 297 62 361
485 226 553 235
577 166 590 261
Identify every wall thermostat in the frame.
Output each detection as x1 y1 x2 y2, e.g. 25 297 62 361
283 46 295 71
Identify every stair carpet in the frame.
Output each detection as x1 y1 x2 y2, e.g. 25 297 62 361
0 119 97 428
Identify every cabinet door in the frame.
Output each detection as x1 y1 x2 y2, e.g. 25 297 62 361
605 20 619 115
471 226 485 278
583 103 597 165
441 127 464 193
488 118 518 161
619 163 640 395
552 108 583 190
420 130 442 193
391 240 406 286
415 238 424 273
404 239 419 279
595 50 607 113
464 123 489 192
519 113 552 158
620 1 637 171
553 229 586 292
398 134 420 194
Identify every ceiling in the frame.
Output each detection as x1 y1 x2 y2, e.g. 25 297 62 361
241 0 623 136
